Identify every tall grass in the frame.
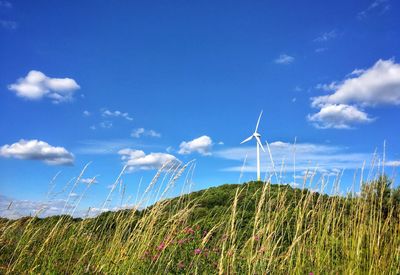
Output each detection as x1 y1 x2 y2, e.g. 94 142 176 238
0 160 399 274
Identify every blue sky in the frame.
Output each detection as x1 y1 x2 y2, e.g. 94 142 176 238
1 0 400 218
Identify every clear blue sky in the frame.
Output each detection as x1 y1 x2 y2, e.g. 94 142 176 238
1 0 400 217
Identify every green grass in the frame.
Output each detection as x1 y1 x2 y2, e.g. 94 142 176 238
1 168 400 274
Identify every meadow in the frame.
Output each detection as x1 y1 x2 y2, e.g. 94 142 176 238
0 162 400 274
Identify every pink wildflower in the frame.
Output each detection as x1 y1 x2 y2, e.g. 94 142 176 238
152 253 160 262
194 248 202 255
157 242 165 251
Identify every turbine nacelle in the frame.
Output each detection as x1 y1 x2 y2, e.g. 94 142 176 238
240 110 265 153
240 134 265 152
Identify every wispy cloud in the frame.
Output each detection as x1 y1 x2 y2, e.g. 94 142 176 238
83 110 91 117
274 54 294 65
8 70 80 103
102 109 133 121
99 121 113 129
314 30 337 42
315 47 327 54
131 128 161 138
294 86 303 92
80 177 98 184
0 139 74 165
315 82 339 92
86 109 133 130
214 141 373 175
74 139 137 155
358 0 391 19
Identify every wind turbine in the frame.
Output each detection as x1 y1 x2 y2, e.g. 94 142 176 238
240 111 265 181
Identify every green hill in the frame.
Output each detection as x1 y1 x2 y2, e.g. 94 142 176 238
1 179 399 274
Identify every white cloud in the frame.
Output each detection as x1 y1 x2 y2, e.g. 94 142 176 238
0 195 74 219
131 128 161 138
118 148 180 171
0 139 74 165
386 160 400 167
312 59 400 108
83 110 91 117
309 59 400 129
0 194 126 219
0 20 17 30
314 30 337 42
307 104 374 129
274 54 294 65
102 109 133 121
214 141 372 174
178 135 213 156
8 70 80 103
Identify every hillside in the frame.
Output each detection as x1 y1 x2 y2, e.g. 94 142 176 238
1 179 400 274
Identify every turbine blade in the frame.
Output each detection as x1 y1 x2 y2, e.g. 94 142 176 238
255 136 265 152
240 135 253 144
255 110 263 133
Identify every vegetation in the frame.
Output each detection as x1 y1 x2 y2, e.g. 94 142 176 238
1 169 400 274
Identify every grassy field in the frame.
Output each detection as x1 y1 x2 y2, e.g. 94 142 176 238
1 165 400 274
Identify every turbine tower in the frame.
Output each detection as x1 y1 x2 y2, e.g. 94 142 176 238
240 111 265 181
